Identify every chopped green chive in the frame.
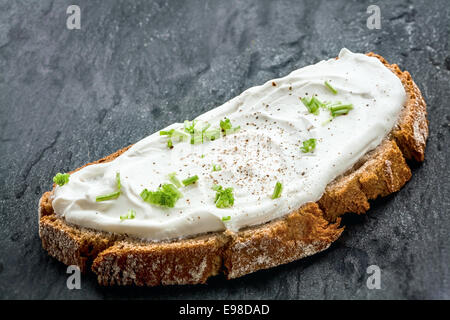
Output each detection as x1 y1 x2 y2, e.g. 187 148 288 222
222 216 231 221
220 118 232 131
167 138 173 149
120 209 136 221
191 131 203 144
168 172 182 188
212 164 222 172
220 118 240 135
184 120 196 144
313 101 354 124
329 104 353 117
160 129 175 136
163 118 240 148
183 120 214 144
324 81 338 94
197 122 212 144
184 120 197 134
96 191 120 202
96 172 121 202
204 128 221 141
271 181 283 199
322 103 354 124
160 129 174 149
201 122 211 132
171 129 190 142
300 138 316 153
301 91 353 124
182 175 199 186
115 172 121 190
225 125 240 135
53 172 70 186
160 128 190 148
301 96 325 115
140 183 183 208
212 184 234 208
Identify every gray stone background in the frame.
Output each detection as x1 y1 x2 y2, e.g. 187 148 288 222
0 0 449 299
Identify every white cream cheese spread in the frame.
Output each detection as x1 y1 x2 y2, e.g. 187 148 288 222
52 49 407 241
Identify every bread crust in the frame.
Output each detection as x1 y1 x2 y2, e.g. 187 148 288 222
38 53 428 285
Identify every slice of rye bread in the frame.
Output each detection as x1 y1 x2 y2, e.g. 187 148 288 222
38 53 428 285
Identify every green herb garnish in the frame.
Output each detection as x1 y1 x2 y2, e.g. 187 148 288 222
120 209 136 221
182 175 199 186
200 122 211 132
271 181 283 199
160 128 189 148
167 138 173 149
160 129 175 136
324 81 338 94
95 192 120 202
184 120 197 135
220 118 240 135
115 172 121 190
225 125 240 135
329 104 353 117
301 92 353 123
160 129 175 149
220 118 232 131
191 131 203 144
140 183 183 208
204 128 221 141
171 129 190 142
168 172 182 188
162 118 239 148
195 122 212 144
96 172 121 202
212 164 222 172
301 96 326 115
184 120 213 144
212 184 234 208
300 138 316 153
322 103 354 124
53 173 70 186
222 216 231 221
184 120 197 144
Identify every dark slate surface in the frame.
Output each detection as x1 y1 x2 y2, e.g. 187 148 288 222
0 0 449 300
